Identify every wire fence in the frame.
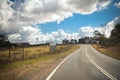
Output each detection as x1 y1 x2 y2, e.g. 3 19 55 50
0 44 72 64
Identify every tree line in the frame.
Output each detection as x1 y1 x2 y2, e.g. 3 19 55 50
94 23 120 47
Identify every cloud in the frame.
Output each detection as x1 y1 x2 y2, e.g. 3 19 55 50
8 28 79 44
0 0 111 33
79 26 95 37
79 16 120 38
8 26 42 44
97 0 111 10
104 17 120 38
115 2 120 8
0 0 112 44
7 16 120 44
67 0 111 14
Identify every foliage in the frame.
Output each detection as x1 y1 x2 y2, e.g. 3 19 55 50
99 35 108 46
109 23 120 45
0 41 11 48
0 34 11 48
93 30 102 38
93 23 120 47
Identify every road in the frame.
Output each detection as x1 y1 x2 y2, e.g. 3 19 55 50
46 44 120 80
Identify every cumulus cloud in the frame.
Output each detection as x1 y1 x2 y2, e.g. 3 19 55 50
115 2 120 8
7 16 120 44
79 26 95 37
0 0 111 30
97 0 111 10
79 16 120 38
0 0 112 44
104 17 120 38
8 28 79 44
67 0 111 14
1 0 111 29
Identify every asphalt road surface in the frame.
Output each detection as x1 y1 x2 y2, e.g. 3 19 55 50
46 44 120 80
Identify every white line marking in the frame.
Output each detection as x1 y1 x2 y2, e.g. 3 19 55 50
45 51 74 80
85 47 118 80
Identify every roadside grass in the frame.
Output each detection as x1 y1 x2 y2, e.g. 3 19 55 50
0 44 79 80
92 44 120 60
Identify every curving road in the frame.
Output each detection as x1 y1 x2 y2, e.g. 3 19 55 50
46 44 120 80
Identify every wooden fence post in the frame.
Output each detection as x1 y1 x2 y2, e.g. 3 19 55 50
22 46 25 60
9 47 11 58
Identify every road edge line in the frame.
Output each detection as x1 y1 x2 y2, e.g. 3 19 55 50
85 47 117 80
45 49 78 80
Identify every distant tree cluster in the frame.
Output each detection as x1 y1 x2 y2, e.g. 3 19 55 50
62 37 97 44
78 37 96 44
62 39 77 44
62 23 120 46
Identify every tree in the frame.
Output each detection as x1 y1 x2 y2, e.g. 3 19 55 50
93 30 101 38
0 34 11 48
93 30 109 46
99 35 108 46
93 30 102 44
109 23 120 45
62 39 69 44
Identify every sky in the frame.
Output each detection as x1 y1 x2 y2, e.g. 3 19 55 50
0 0 120 44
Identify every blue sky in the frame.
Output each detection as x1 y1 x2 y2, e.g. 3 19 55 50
0 0 120 44
40 0 120 34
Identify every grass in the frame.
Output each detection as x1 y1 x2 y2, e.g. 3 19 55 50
92 44 120 60
0 45 49 58
0 44 73 63
0 44 79 80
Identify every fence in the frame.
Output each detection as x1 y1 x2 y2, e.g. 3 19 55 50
0 44 72 64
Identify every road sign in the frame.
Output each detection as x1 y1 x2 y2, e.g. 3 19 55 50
49 43 57 52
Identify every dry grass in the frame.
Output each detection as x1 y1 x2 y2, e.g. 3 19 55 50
92 44 120 60
0 44 79 80
25 46 49 54
0 45 72 62
0 45 49 57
